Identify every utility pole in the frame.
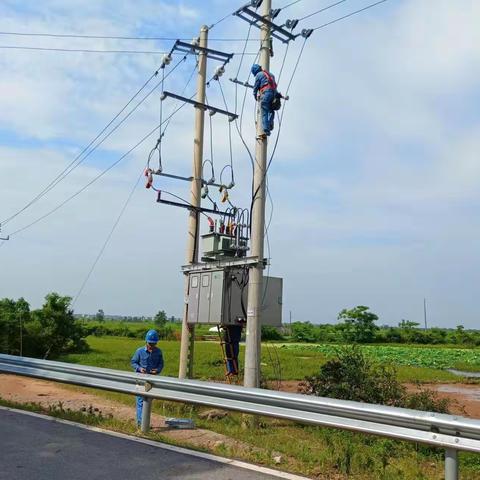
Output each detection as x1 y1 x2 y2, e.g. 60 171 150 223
178 26 209 379
423 298 428 330
244 0 272 389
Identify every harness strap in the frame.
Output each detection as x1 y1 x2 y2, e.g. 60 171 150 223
259 70 277 93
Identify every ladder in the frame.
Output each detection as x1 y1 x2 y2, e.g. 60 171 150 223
217 325 240 384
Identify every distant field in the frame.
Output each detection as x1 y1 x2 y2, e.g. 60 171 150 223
60 336 479 383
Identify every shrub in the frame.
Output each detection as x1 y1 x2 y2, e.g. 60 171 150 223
261 326 284 341
299 345 451 413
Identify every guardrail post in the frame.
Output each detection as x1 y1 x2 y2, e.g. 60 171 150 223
141 397 152 433
445 448 458 480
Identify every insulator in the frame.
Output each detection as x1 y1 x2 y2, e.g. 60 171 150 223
162 54 172 66
285 19 299 31
214 65 225 78
160 92 167 101
191 37 199 46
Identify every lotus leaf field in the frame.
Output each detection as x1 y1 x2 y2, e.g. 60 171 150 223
281 344 480 370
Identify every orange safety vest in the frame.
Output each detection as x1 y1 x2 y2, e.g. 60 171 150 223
259 70 277 93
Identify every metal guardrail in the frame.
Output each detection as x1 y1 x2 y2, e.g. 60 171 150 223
1 354 479 480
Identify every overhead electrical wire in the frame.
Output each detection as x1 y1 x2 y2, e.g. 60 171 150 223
0 31 257 42
279 0 305 9
0 45 171 54
297 0 348 22
1 55 187 227
310 0 390 30
0 45 259 55
7 102 189 238
72 167 145 306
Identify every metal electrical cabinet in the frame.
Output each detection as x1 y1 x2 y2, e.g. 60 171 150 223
187 268 282 326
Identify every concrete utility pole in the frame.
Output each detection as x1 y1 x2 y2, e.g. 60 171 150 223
178 25 209 379
244 0 272 389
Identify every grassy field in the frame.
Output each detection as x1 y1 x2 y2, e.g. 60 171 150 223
59 336 480 383
5 336 478 479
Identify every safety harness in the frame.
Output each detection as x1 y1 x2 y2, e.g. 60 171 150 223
259 70 277 93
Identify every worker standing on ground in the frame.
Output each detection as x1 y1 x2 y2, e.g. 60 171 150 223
131 329 164 426
224 324 243 376
252 63 277 138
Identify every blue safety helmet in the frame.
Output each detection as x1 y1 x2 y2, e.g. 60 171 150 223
251 63 262 76
145 329 159 344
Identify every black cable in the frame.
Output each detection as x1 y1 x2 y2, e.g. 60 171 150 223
218 79 255 174
234 23 253 115
72 167 145 306
249 39 298 222
0 45 260 55
7 103 188 238
0 45 170 54
1 55 187 227
0 31 257 42
297 0 348 22
279 0 304 9
311 0 390 30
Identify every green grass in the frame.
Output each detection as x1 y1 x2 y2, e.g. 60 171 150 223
8 336 480 479
60 336 469 384
280 343 480 370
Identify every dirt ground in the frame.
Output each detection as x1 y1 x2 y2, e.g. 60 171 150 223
1 375 479 430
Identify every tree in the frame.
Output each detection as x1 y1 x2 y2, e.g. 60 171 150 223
154 310 168 328
0 297 30 355
95 309 105 322
24 292 88 359
338 306 378 343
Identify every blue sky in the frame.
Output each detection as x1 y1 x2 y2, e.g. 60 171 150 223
0 0 479 328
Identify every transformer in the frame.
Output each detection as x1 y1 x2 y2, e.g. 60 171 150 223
187 268 282 327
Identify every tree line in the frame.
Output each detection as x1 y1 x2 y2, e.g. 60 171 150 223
0 293 88 359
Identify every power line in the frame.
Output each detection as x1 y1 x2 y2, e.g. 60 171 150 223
72 168 144 306
7 103 187 238
311 0 390 30
0 55 187 227
298 0 348 21
279 0 304 9
0 44 259 55
0 45 170 54
0 31 257 42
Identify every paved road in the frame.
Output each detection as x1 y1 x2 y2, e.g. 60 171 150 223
0 409 288 480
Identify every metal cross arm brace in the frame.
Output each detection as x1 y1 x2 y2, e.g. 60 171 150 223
161 91 238 121
156 192 235 218
230 77 254 89
181 255 267 273
154 171 227 190
172 40 233 63
234 6 297 43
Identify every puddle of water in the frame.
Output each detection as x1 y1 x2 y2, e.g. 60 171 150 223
437 384 480 401
447 369 480 378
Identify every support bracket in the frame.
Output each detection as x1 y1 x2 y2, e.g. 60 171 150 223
153 171 227 189
234 6 297 43
161 91 238 121
172 40 234 63
181 255 267 273
156 191 235 217
229 77 254 89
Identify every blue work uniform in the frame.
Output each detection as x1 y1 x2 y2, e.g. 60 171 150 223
131 345 164 425
253 70 277 136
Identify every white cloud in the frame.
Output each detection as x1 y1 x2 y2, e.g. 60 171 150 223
1 0 479 328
